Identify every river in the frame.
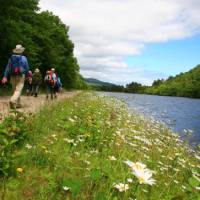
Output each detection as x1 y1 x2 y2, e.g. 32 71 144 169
99 92 200 146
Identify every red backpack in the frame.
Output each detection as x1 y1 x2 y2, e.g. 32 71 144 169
46 71 54 86
26 71 32 84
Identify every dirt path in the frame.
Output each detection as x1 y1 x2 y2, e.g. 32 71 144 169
0 91 80 121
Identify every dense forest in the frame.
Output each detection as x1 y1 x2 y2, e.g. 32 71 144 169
0 0 86 89
88 65 200 98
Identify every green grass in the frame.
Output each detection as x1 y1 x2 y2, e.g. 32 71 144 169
0 92 199 200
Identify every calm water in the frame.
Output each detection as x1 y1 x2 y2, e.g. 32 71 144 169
99 92 200 146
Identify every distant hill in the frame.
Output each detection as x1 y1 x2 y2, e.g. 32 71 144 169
84 78 116 87
145 65 200 98
84 78 125 92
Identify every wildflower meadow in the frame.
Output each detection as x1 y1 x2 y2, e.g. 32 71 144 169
0 92 199 199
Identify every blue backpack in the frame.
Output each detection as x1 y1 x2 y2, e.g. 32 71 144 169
57 77 62 88
10 55 24 75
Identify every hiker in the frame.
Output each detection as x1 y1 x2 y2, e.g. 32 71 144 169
44 70 56 99
53 69 62 95
1 44 29 109
26 70 33 96
31 68 42 97
56 76 62 93
51 68 58 98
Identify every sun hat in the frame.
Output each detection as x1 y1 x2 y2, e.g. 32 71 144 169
35 68 40 73
51 68 55 71
13 44 25 54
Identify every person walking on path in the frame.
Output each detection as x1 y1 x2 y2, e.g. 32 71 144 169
31 68 42 97
1 44 29 109
26 70 33 96
51 68 62 98
44 70 56 99
50 68 58 98
56 76 62 93
54 74 62 95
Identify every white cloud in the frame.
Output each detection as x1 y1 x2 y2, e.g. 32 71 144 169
39 0 200 85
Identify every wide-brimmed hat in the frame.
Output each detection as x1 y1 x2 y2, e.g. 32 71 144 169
35 68 40 73
13 44 25 54
51 68 55 71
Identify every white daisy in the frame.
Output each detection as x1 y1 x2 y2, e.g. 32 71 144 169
114 183 129 192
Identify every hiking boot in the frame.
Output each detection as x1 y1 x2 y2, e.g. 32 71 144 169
9 102 16 109
34 93 38 97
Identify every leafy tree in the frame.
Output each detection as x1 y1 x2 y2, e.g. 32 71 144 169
0 0 84 89
152 79 164 87
125 82 147 93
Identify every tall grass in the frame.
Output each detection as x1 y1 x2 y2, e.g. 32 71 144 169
0 92 199 200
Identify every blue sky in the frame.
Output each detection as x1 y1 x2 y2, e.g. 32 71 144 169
125 34 200 78
39 0 200 85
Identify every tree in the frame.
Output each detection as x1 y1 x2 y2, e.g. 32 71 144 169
0 0 84 89
125 82 146 93
152 79 164 87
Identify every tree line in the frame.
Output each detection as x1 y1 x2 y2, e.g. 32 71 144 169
89 81 146 93
0 0 87 89
93 65 200 98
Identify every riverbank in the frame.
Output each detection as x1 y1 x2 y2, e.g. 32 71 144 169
99 91 200 146
0 92 199 200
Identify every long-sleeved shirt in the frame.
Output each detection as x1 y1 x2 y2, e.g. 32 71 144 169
4 54 29 78
32 72 42 85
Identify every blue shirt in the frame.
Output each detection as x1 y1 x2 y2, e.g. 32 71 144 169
4 54 29 77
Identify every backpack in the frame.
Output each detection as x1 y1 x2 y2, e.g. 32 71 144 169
27 71 32 77
56 77 62 88
10 55 24 75
32 72 42 84
46 72 54 86
26 71 32 84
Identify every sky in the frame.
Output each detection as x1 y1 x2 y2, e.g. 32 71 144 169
39 0 200 85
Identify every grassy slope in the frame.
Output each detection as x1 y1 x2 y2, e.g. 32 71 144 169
0 92 199 200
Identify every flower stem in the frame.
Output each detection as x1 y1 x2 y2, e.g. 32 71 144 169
133 182 139 194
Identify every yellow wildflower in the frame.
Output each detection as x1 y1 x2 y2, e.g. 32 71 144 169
16 167 23 173
45 149 48 154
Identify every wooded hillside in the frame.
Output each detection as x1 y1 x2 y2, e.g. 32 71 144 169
146 65 200 98
0 0 86 89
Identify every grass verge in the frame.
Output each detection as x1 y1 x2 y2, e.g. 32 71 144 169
0 92 199 200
